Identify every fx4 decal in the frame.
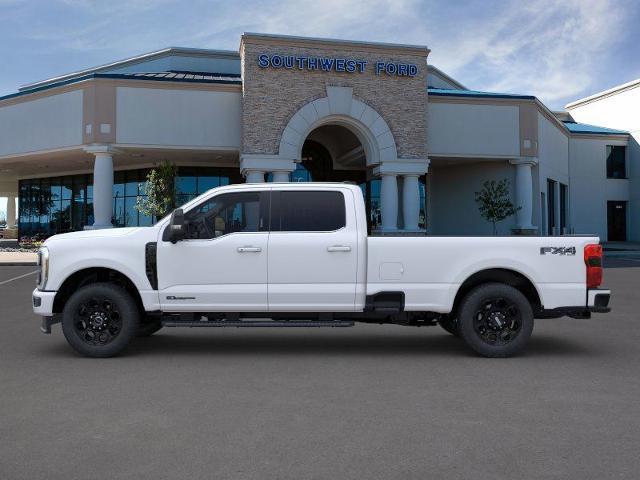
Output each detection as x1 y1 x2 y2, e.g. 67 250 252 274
540 246 576 256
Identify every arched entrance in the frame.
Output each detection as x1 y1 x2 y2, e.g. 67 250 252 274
296 124 375 228
242 86 429 232
289 123 425 232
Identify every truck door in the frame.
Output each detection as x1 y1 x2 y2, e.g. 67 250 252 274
267 188 359 311
156 190 270 312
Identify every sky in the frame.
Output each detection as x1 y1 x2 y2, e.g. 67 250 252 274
0 0 639 214
1 0 639 109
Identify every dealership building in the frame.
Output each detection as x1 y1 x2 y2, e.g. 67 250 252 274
0 33 637 241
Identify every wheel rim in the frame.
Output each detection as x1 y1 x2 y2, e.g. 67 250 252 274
473 296 522 346
73 296 123 346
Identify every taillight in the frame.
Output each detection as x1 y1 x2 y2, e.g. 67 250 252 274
584 244 603 289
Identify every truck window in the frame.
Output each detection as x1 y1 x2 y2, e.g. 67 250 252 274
184 191 267 239
272 191 346 232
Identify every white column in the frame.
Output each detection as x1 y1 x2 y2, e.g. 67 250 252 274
6 195 16 229
380 173 398 231
85 146 117 229
402 174 420 231
244 170 265 183
92 153 114 228
271 171 290 182
510 158 537 231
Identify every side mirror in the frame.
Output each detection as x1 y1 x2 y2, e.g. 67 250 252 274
168 208 185 244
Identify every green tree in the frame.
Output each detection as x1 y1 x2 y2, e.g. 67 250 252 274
135 161 178 219
474 179 520 235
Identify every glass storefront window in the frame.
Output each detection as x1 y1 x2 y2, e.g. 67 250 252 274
19 166 238 240
17 165 414 238
176 175 197 195
197 176 219 193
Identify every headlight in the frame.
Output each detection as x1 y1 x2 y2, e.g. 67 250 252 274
37 247 49 290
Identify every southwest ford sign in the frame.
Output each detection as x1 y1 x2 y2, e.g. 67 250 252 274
257 54 418 77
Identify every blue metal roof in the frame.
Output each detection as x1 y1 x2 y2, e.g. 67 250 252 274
0 71 242 102
428 87 535 100
562 121 628 135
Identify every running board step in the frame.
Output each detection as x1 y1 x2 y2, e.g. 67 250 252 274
162 320 355 328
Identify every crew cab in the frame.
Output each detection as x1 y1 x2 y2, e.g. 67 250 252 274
32 183 610 358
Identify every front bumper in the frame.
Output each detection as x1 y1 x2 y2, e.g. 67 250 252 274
33 289 59 334
32 288 56 316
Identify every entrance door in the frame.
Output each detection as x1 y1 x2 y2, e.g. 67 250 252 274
267 188 359 311
607 201 627 241
156 190 270 311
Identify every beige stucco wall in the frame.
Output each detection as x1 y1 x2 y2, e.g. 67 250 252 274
569 136 630 240
116 86 242 148
429 161 517 235
427 101 520 157
567 85 640 241
0 90 83 157
240 36 428 160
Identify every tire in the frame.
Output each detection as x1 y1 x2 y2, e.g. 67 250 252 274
137 319 163 338
438 316 460 337
61 283 140 358
457 283 534 358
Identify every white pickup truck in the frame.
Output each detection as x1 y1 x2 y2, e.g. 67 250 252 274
33 183 610 358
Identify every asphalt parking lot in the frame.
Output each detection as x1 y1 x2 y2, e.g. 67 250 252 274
1 259 639 480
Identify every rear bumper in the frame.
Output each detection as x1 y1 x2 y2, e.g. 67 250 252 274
587 289 611 313
536 289 611 319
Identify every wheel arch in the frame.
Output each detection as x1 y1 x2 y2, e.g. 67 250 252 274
452 268 542 316
53 267 144 314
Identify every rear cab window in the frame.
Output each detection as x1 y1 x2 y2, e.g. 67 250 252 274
271 190 346 232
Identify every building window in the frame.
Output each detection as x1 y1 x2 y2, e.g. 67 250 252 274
560 183 568 234
606 145 626 179
547 179 556 236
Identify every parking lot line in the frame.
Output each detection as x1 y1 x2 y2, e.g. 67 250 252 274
0 270 38 287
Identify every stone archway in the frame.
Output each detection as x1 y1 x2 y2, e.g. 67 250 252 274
240 85 429 232
278 86 398 166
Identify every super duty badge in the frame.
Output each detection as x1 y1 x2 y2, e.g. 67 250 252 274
540 247 576 255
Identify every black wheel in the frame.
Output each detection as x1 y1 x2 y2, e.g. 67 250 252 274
137 319 163 338
438 316 459 337
61 283 140 358
457 283 533 357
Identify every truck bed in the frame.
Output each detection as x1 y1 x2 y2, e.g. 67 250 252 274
366 235 597 312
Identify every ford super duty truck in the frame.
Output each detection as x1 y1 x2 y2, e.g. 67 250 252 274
32 183 610 358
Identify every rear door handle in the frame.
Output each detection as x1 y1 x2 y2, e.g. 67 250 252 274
327 245 351 252
237 246 262 253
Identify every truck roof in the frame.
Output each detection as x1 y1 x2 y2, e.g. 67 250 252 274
212 182 362 192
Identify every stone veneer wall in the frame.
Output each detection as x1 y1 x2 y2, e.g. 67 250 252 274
241 37 428 160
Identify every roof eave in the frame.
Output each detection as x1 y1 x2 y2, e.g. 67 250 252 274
19 46 240 93
565 78 640 109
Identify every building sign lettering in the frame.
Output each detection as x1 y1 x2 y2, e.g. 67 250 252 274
257 54 417 77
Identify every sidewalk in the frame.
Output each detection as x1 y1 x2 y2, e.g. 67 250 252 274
0 252 38 266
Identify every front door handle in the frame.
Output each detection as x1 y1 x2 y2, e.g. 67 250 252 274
327 245 351 252
237 246 262 253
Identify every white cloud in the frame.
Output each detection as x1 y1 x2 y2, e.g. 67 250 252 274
426 0 631 107
3 0 635 108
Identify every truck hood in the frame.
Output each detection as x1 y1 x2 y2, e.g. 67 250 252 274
44 227 145 245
